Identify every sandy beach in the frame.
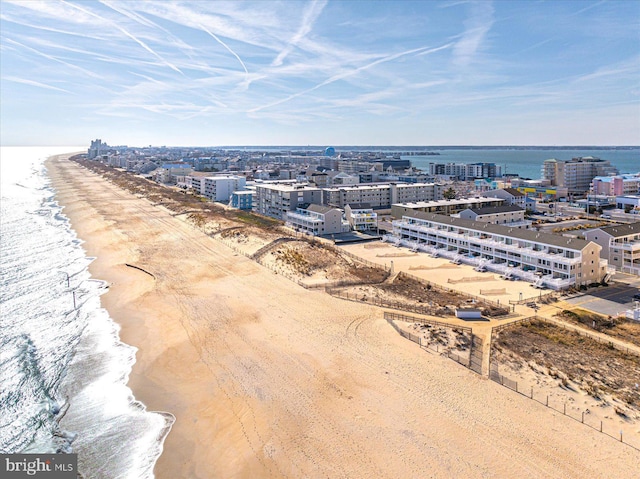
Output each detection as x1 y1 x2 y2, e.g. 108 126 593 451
48 155 639 478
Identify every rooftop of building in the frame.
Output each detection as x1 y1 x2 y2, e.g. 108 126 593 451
305 204 339 214
398 211 592 250
393 197 504 208
466 205 525 215
323 182 439 191
597 222 640 238
255 182 319 192
593 173 640 182
501 187 526 197
346 202 373 210
161 163 192 169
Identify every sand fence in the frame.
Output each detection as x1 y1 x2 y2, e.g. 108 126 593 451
448 275 496 284
384 312 477 371
489 316 640 451
387 311 640 450
479 288 507 296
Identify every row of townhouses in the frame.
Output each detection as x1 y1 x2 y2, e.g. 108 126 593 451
387 212 609 290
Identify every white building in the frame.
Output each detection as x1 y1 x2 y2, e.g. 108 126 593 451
484 188 527 209
155 164 193 184
345 203 378 232
286 205 347 236
202 175 246 202
180 174 246 202
616 195 640 212
387 212 608 290
428 162 502 180
255 183 322 219
330 172 360 186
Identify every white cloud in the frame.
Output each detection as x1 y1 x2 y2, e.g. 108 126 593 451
271 0 328 66
452 1 494 67
2 76 70 93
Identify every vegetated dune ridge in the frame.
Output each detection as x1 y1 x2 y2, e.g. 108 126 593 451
48 155 639 479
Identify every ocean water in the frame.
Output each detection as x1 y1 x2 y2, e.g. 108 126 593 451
405 148 640 179
0 147 173 478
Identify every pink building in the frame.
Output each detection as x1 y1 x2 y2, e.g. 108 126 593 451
592 174 640 196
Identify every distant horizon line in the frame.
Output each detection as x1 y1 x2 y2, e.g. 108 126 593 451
2 144 639 150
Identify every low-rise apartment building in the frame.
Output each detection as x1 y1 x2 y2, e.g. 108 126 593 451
202 175 246 202
591 173 640 196
255 183 322 219
181 174 246 202
584 222 640 276
391 197 504 219
323 182 446 209
458 205 531 228
345 203 378 232
387 212 607 290
484 188 526 209
286 205 346 236
230 190 253 210
155 164 193 184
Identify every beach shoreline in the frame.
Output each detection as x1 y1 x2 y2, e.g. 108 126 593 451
47 154 640 478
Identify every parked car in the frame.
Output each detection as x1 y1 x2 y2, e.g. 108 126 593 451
633 293 640 301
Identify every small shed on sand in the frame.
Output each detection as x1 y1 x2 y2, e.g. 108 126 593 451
455 308 483 320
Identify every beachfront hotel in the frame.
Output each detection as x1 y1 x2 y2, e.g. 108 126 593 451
542 157 618 194
386 212 609 290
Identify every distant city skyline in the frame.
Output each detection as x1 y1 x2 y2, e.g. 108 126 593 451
1 0 639 147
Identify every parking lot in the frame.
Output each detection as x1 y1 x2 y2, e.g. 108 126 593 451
564 273 640 317
536 218 603 234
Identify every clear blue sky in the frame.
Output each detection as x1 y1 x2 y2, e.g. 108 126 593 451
1 0 639 146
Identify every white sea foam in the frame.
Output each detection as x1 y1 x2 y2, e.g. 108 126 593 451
0 147 173 478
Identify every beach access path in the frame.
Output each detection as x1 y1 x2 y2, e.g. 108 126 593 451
48 155 639 479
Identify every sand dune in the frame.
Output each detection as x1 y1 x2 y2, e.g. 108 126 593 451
48 156 639 478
